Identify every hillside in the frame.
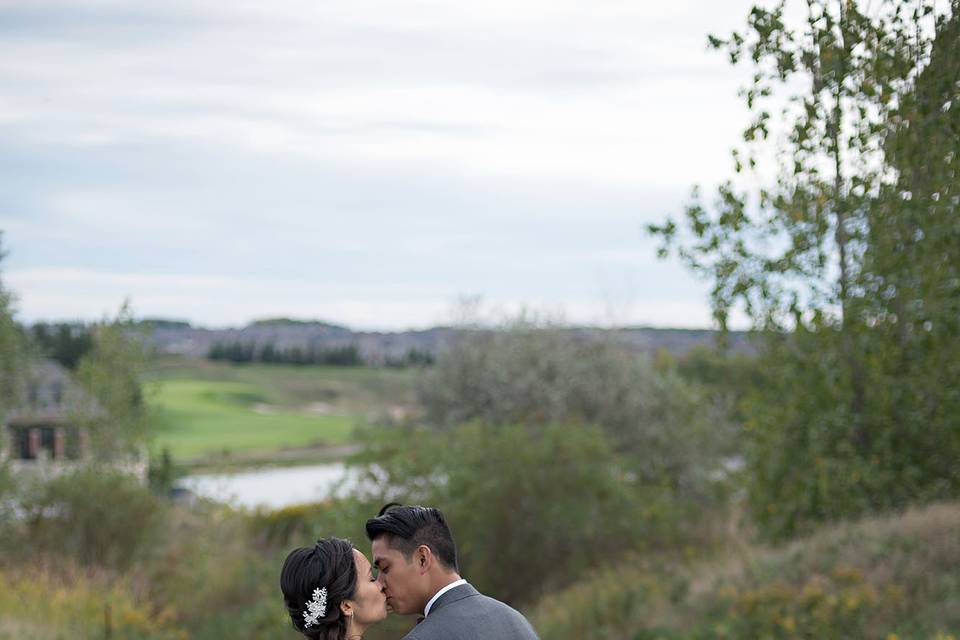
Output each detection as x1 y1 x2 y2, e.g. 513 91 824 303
531 502 960 639
141 319 753 363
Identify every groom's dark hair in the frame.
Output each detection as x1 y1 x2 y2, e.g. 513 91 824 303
365 503 459 571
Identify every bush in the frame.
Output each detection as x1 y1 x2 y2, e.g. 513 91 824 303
0 565 185 640
530 501 960 640
356 422 651 605
140 501 285 640
418 319 729 499
0 462 19 550
20 466 162 569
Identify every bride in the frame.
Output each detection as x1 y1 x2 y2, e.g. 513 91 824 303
281 537 387 640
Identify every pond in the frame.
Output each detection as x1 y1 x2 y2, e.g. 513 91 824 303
178 462 362 510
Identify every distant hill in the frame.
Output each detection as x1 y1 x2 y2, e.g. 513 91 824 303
248 318 350 329
140 318 752 364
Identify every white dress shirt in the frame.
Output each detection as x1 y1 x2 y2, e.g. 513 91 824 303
424 579 468 617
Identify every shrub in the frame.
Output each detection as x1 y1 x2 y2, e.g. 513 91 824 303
0 565 185 640
357 422 650 605
20 466 162 569
530 502 960 640
418 318 730 500
0 462 20 552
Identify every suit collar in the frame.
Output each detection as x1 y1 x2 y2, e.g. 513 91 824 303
425 582 477 616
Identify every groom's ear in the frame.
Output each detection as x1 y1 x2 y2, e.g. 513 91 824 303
416 544 432 574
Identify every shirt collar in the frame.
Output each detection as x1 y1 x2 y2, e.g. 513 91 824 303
424 579 468 617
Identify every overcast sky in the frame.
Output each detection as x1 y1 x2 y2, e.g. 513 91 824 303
0 0 766 330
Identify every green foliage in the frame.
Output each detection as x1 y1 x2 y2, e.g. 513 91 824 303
72 305 152 461
530 559 669 640
531 501 960 640
703 569 904 639
209 340 363 366
146 495 415 640
147 447 178 494
671 344 767 450
384 346 435 368
1 474 428 640
357 422 672 605
1 469 290 639
246 487 394 554
674 345 762 395
0 462 18 550
0 566 186 640
744 327 960 538
16 467 162 569
354 316 742 606
247 501 322 548
136 318 191 330
649 1 960 538
28 322 94 370
0 233 26 413
417 318 728 498
141 503 284 640
249 317 346 329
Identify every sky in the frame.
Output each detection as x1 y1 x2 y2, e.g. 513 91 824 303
0 0 765 331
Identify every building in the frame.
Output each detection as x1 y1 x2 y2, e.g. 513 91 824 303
1 359 91 473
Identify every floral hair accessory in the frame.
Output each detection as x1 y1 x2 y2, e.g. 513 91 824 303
303 587 328 628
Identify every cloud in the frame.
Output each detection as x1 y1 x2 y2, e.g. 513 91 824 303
6 265 715 330
0 0 770 329
0 0 755 184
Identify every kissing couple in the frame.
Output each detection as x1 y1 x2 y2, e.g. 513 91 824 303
280 503 540 640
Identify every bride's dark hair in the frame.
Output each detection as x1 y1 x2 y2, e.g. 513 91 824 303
281 537 358 640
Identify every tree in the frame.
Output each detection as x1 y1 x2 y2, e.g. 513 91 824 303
357 422 642 605
0 234 26 413
72 304 152 462
417 316 729 498
649 0 959 537
0 233 26 542
858 4 960 511
30 322 94 369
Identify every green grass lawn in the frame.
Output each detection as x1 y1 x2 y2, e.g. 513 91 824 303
146 358 417 461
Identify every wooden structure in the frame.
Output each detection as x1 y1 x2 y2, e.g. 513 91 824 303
1 360 89 468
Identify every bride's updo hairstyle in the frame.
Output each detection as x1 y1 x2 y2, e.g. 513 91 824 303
281 537 358 640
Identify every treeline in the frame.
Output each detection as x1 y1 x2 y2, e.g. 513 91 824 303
206 340 434 368
207 341 362 366
29 322 93 370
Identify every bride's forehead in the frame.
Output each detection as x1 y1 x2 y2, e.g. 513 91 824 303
353 548 370 569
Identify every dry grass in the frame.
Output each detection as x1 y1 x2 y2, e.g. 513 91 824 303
0 563 186 640
531 501 960 639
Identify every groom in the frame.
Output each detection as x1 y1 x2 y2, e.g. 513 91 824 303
366 503 540 640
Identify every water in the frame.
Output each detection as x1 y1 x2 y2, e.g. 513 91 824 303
179 462 359 510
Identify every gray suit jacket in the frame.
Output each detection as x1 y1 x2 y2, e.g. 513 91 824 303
402 583 540 640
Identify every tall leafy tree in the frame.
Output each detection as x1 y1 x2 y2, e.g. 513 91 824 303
860 5 960 510
73 304 151 462
416 317 728 498
0 233 25 413
650 0 959 537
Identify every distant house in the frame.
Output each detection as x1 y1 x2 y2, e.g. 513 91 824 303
1 359 149 481
1 359 91 472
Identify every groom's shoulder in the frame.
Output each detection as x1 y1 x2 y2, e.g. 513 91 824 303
404 587 540 640
439 584 527 620
473 592 527 617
